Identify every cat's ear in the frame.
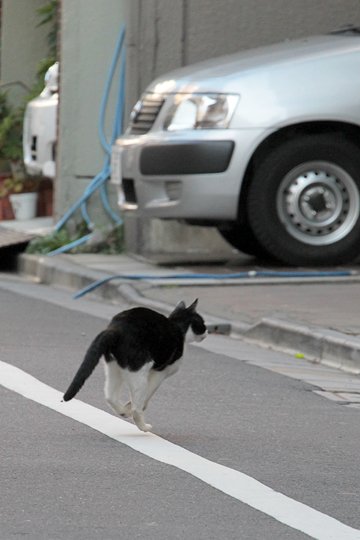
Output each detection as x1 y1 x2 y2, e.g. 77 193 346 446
187 298 198 312
171 300 186 315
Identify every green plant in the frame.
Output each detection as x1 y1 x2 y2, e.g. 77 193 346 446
37 0 58 58
0 92 10 121
0 96 39 197
26 228 78 254
30 0 59 100
26 224 124 255
0 174 40 198
86 225 124 254
0 104 23 162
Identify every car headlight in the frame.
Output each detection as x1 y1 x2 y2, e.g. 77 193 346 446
163 93 239 131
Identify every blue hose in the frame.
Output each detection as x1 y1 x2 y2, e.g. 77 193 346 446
49 25 126 254
73 269 354 299
98 25 126 155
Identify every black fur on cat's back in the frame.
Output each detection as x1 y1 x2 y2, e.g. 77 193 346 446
105 306 185 371
63 299 206 402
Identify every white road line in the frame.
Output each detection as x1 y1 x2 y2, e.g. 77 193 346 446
1 360 360 540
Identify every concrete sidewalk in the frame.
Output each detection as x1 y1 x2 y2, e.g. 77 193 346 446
18 252 360 374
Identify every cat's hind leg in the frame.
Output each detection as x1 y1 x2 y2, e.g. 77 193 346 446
121 370 164 414
126 363 154 432
123 365 176 413
103 360 131 417
143 370 167 410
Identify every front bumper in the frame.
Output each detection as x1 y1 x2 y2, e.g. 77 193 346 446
112 128 266 222
140 141 234 175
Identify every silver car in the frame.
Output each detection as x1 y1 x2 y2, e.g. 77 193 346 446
112 29 360 266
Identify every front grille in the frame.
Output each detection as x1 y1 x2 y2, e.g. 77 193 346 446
128 93 166 135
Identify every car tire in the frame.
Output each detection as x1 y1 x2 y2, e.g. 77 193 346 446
217 223 269 258
247 134 360 266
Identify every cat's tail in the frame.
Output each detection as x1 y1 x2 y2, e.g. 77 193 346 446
63 330 107 402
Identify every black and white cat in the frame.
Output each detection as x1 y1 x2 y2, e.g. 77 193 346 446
63 299 207 432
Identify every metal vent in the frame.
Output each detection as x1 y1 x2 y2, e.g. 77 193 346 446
128 93 166 135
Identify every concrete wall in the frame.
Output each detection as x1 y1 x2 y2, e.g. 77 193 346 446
183 0 360 64
56 0 129 225
0 0 49 105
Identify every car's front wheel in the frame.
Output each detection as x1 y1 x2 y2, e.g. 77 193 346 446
247 134 360 266
217 222 268 258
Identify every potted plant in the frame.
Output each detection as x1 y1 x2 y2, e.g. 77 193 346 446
0 164 40 220
0 92 41 220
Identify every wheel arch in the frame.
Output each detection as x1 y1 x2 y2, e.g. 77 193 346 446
238 120 360 220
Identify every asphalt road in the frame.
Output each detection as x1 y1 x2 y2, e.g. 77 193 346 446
1 275 360 540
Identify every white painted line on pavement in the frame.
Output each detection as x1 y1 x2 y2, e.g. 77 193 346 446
1 359 360 540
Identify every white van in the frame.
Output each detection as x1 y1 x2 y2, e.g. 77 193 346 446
112 29 360 266
23 62 58 179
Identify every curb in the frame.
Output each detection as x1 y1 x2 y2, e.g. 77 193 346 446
18 253 126 303
18 253 360 374
241 318 360 374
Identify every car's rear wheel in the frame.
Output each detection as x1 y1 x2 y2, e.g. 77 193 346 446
247 134 360 266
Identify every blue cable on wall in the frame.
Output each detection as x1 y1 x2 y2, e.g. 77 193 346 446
48 25 126 255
